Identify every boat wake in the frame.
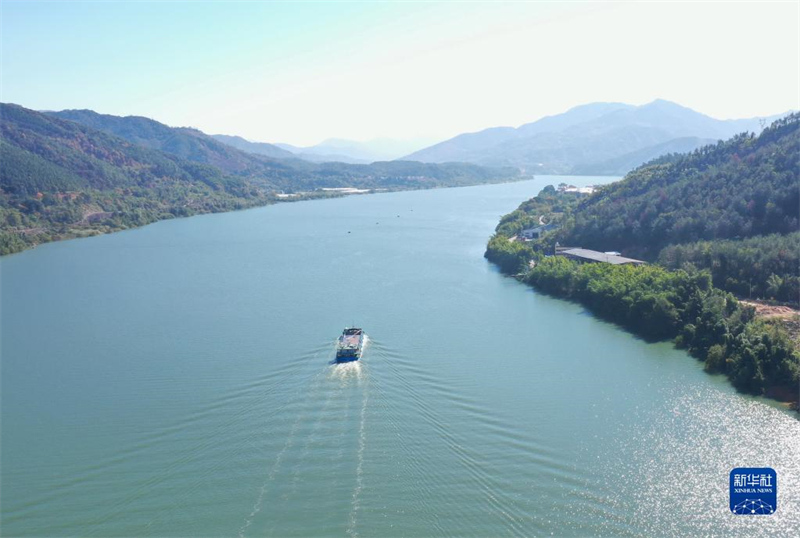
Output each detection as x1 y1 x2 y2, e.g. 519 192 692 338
330 361 363 383
239 336 371 537
347 368 369 538
238 365 329 538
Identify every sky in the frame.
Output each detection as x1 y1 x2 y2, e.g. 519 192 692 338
1 1 798 146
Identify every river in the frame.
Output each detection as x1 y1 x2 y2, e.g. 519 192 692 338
1 177 797 537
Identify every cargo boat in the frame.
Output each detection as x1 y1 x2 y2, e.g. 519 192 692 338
336 327 364 362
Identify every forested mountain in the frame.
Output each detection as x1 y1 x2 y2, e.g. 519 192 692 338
560 113 799 258
0 103 271 254
484 114 800 403
404 100 785 175
659 233 800 303
47 109 304 177
569 136 715 175
1 104 518 254
1 104 259 196
486 113 800 304
46 108 512 188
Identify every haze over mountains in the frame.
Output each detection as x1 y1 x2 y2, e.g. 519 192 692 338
49 109 435 166
403 99 788 174
273 137 438 164
47 100 790 178
205 134 296 160
208 134 436 164
43 108 509 189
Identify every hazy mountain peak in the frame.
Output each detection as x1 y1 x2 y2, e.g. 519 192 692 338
276 137 440 163
210 133 295 159
644 98 683 107
402 100 788 174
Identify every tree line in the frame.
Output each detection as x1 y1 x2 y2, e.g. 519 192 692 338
527 257 798 401
485 114 800 405
557 113 799 259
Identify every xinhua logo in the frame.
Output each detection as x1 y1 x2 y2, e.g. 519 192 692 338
730 468 777 515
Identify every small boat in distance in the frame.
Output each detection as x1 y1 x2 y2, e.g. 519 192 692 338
336 327 364 362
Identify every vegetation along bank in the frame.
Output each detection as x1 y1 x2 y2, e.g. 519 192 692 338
0 103 519 255
486 114 800 407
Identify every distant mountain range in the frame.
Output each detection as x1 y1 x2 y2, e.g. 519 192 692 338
43 108 512 189
273 137 438 164
47 109 435 167
403 100 789 175
207 134 296 160
208 134 436 164
55 100 786 177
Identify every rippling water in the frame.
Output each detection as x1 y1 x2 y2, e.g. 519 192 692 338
2 177 798 536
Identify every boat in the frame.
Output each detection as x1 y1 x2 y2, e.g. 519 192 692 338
336 327 364 362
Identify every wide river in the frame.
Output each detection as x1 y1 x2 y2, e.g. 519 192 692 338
1 177 798 537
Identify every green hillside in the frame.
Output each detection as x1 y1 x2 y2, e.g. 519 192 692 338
560 113 799 258
484 116 800 403
47 109 301 179
486 113 799 302
46 108 519 191
0 103 271 254
1 104 519 255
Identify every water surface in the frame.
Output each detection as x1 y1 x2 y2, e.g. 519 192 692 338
2 176 798 537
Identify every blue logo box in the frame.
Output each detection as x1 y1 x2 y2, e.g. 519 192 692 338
730 468 777 515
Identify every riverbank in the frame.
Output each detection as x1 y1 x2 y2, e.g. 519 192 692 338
495 255 800 409
5 178 799 535
1 176 530 257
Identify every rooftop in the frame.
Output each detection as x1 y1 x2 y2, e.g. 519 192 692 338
559 248 645 265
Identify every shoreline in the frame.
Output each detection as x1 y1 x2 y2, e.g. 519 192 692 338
1 176 533 258
499 264 800 412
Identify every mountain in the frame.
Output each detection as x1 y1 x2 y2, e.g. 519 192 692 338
46 108 516 189
276 137 438 164
2 104 518 254
2 104 257 196
570 136 715 175
0 103 274 254
560 113 799 257
404 100 787 174
46 109 298 178
412 102 634 164
484 114 800 400
485 113 799 300
209 134 296 160
273 141 372 164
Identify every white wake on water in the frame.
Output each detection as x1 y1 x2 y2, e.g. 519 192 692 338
330 361 363 384
347 370 369 538
238 366 329 538
239 337 369 537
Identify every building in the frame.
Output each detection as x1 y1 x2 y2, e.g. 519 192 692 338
556 247 646 266
519 223 558 240
557 184 596 195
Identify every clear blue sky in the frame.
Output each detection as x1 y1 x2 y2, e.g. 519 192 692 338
2 1 798 145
